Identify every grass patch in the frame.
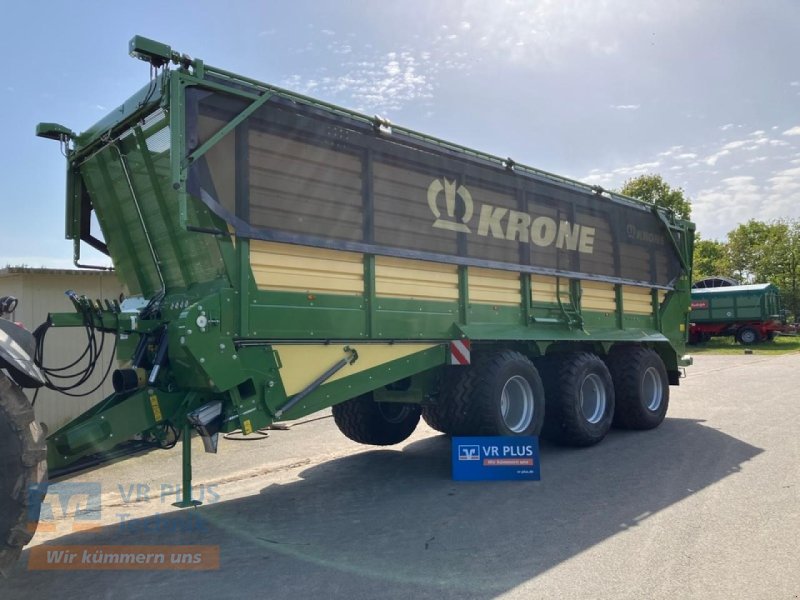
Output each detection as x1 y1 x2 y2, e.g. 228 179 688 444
689 335 800 355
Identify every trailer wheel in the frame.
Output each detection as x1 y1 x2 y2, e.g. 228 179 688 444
737 327 760 345
332 393 421 446
606 346 669 430
421 366 480 435
541 352 615 447
0 373 48 576
471 351 545 436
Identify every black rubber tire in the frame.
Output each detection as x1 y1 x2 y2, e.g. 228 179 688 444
737 327 760 345
0 372 48 576
540 352 615 447
332 393 421 446
421 366 480 435
424 351 545 437
606 346 669 430
471 351 545 437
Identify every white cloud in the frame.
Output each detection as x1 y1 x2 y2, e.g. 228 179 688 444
704 149 730 166
720 123 735 131
282 49 434 114
611 104 640 110
782 126 800 136
722 140 748 151
580 123 800 239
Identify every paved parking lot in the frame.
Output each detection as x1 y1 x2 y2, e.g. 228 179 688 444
2 353 799 599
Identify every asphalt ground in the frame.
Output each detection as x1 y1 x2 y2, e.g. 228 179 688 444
1 353 798 599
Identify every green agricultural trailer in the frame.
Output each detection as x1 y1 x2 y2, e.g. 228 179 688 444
689 283 785 344
0 36 694 572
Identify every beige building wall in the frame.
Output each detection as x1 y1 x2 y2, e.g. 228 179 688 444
0 268 124 431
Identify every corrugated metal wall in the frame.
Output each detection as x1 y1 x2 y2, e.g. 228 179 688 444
0 270 123 432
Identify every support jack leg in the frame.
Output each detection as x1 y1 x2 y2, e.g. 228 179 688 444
173 420 202 508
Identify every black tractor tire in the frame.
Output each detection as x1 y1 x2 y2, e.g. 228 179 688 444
421 365 480 435
606 346 669 430
0 372 48 576
737 327 760 345
332 393 421 446
540 352 615 447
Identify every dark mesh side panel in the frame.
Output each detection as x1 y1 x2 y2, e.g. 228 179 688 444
185 87 684 288
249 131 363 241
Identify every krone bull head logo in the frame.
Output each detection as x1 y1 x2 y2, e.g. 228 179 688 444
428 177 473 233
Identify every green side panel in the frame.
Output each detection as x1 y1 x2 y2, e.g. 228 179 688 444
582 310 618 329
456 322 670 344
468 304 525 326
78 114 228 297
373 298 459 339
691 286 779 324
250 291 367 338
622 314 657 329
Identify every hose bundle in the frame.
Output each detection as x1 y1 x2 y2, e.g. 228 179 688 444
33 298 118 398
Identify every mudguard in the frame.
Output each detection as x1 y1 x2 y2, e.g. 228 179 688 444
0 319 45 389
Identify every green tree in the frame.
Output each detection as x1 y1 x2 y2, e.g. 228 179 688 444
693 237 731 281
619 174 692 220
726 219 800 318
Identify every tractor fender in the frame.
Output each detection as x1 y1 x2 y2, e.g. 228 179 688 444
0 319 45 389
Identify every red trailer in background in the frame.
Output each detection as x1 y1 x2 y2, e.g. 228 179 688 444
689 283 793 345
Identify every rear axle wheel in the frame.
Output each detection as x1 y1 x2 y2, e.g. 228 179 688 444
606 346 669 430
541 352 615 447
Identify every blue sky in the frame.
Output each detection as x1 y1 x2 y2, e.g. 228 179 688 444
2 0 799 268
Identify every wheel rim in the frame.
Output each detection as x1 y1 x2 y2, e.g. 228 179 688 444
580 373 607 424
642 366 663 411
377 403 411 423
500 375 535 433
741 330 756 344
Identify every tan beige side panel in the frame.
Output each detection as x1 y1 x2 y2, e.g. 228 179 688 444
375 256 458 301
468 267 520 306
251 241 364 295
274 344 437 396
581 281 616 312
623 285 654 315
531 275 559 304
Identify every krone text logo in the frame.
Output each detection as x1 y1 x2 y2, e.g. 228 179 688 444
426 177 596 254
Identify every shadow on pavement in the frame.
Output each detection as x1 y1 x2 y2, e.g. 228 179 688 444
3 418 762 599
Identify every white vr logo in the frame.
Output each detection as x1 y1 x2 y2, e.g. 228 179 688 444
458 445 481 461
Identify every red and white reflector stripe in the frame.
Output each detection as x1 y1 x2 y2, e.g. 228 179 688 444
449 339 471 365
